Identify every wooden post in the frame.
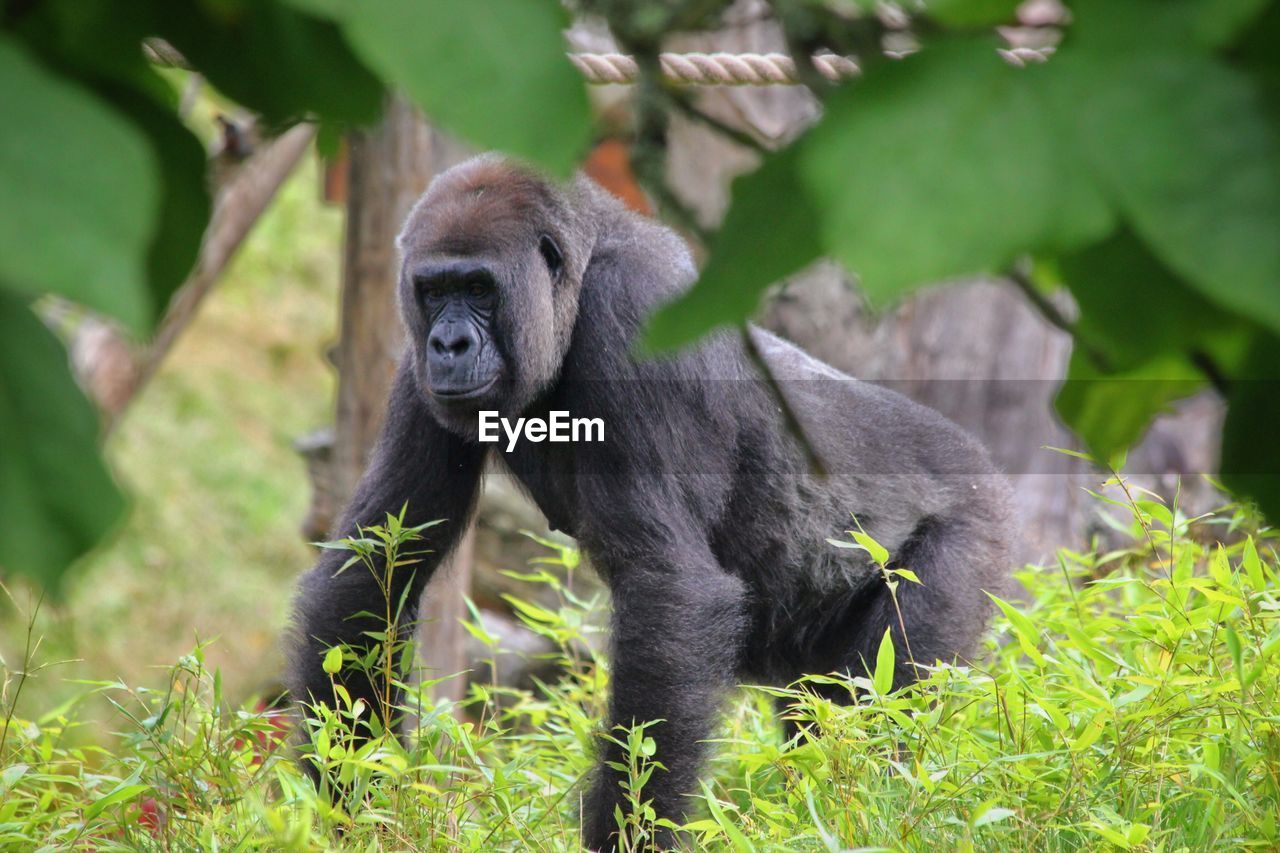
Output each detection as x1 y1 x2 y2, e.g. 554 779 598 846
334 95 474 707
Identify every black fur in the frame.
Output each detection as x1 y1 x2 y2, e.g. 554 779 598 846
286 155 1014 850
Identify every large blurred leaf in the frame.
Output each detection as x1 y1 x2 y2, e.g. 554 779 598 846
644 148 823 351
0 36 160 333
101 84 211 327
647 37 1119 350
0 291 127 594
1055 228 1254 471
1189 0 1274 48
1049 47 1280 335
151 1 384 127
1059 229 1245 371
1229 1 1280 119
922 0 1021 26
799 39 1113 304
1067 0 1274 51
1055 350 1204 463
1221 333 1280 522
12 3 212 327
339 0 591 175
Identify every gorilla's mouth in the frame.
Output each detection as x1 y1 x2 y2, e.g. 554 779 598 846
430 375 499 402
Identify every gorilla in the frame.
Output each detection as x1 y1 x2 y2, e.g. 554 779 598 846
287 154 1013 850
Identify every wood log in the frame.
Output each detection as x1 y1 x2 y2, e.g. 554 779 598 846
332 96 476 706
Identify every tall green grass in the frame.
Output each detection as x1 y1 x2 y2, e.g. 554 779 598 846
1 478 1276 850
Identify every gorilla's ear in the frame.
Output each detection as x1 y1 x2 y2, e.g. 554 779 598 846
539 234 564 280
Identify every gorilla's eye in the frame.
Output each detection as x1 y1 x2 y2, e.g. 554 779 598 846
468 282 490 299
538 234 563 279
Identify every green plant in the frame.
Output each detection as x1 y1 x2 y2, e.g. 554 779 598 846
600 719 670 850
2 478 1277 848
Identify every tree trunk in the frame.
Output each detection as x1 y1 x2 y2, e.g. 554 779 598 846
335 95 474 705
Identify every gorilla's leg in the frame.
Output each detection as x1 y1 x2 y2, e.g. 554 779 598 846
844 517 1002 690
582 560 748 852
780 517 1004 735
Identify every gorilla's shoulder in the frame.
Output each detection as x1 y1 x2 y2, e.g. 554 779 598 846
573 178 697 300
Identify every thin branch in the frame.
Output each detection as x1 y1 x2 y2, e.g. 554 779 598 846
1011 268 1231 398
1189 349 1231 397
664 90 769 156
1007 268 1076 335
741 326 828 480
83 123 317 431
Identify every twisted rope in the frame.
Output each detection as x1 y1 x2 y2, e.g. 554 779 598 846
569 52 860 86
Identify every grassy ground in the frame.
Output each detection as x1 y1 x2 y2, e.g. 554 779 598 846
1 487 1277 849
0 153 341 733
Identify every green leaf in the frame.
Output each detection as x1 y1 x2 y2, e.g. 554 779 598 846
1067 0 1273 52
798 38 1112 303
0 291 127 593
151 2 384 127
892 568 923 585
98 81 211 327
84 782 149 821
14 4 212 329
322 645 344 675
1059 229 1245 371
873 627 896 694
971 802 1017 828
0 36 160 332
1220 333 1280 522
0 763 28 793
1230 2 1280 119
851 531 890 567
1225 623 1244 676
988 593 1046 665
923 0 1021 26
699 781 757 852
644 147 822 351
1242 537 1265 590
1049 48 1280 336
1055 349 1204 462
340 0 590 175
501 594 559 625
1188 0 1274 47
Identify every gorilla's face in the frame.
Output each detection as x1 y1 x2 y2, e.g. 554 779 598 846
412 257 507 401
396 156 585 434
408 233 563 402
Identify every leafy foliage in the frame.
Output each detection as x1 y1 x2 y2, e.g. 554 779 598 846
0 36 160 332
1 486 1278 847
646 0 1280 522
4 0 1278 581
337 0 592 176
0 293 127 593
0 0 590 590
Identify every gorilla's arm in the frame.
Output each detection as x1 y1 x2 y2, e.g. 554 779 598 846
286 360 485 733
577 504 749 851
563 234 752 849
